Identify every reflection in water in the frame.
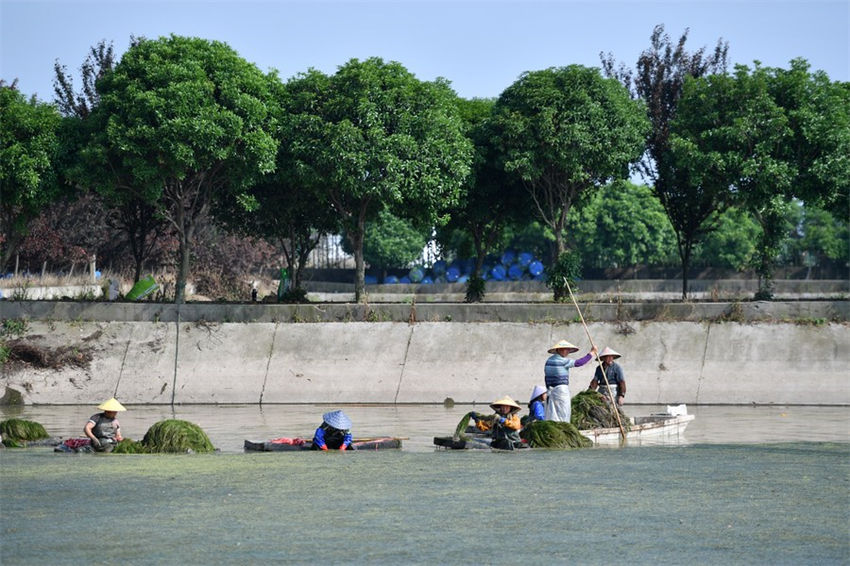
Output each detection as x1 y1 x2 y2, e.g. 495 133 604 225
1 404 847 453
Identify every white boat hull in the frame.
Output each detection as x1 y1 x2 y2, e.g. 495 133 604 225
580 413 695 445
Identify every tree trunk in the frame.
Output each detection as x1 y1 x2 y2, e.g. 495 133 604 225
352 219 366 303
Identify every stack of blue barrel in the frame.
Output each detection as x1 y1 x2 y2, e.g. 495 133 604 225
370 249 546 285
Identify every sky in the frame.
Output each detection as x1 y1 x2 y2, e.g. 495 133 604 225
1 0 848 103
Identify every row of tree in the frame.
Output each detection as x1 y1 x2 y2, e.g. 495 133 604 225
2 26 847 303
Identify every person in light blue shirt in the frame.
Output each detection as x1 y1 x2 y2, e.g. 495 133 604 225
544 340 597 423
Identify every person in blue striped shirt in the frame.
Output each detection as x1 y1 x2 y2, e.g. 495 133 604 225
544 340 597 423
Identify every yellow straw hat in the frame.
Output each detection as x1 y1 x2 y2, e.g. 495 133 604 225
489 396 521 413
598 347 622 359
548 340 579 354
97 398 127 412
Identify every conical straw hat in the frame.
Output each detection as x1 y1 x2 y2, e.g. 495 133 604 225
97 398 126 412
598 347 621 359
489 396 521 413
548 340 578 354
322 410 352 430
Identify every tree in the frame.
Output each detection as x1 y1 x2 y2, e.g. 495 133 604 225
55 38 165 283
673 61 849 298
436 97 530 301
342 207 429 281
220 69 341 292
490 65 648 264
568 180 677 270
75 35 279 302
284 58 473 302
0 83 63 272
602 24 729 299
692 207 759 270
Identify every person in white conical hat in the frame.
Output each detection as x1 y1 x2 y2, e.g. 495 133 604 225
588 347 627 406
544 340 597 423
84 397 126 452
527 385 547 423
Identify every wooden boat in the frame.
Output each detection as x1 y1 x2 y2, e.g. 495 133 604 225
244 436 402 452
434 407 695 449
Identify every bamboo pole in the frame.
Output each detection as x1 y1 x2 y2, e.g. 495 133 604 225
564 278 627 443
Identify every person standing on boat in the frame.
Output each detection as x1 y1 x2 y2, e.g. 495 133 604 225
544 340 597 423
312 410 353 451
472 396 525 450
527 385 547 422
84 397 126 452
588 347 626 406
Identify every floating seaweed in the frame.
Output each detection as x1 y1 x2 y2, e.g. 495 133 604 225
520 420 592 449
111 438 146 454
1 418 49 447
140 419 215 454
571 390 630 431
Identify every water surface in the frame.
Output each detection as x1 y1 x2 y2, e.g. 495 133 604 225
2 405 848 565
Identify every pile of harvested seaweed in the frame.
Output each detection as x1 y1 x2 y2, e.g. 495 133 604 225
571 390 630 432
0 418 49 447
521 420 592 449
112 419 215 454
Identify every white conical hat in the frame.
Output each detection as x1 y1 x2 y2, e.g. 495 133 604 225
489 396 521 413
529 385 547 403
598 347 621 359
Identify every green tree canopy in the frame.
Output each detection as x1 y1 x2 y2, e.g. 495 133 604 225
282 58 473 302
0 84 63 272
73 35 279 302
568 181 677 270
490 65 649 265
602 24 729 299
342 207 430 279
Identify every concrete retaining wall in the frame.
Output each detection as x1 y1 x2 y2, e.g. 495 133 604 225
2 315 848 406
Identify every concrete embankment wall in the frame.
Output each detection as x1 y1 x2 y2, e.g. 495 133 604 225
1 301 848 406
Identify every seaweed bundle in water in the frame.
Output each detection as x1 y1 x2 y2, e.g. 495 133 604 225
1 418 49 447
571 390 630 431
142 419 214 453
521 421 592 449
120 419 215 453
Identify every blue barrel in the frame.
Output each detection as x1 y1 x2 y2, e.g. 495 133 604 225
431 260 447 277
384 275 399 284
528 260 544 276
408 267 424 283
508 263 524 280
421 276 433 284
490 264 506 281
500 249 516 266
446 266 461 282
399 276 411 284
518 252 533 267
364 274 378 285
457 275 469 284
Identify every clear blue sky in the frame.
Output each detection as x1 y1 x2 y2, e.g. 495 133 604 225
1 0 848 103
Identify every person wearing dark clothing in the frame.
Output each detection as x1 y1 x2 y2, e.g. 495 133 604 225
84 398 126 452
588 347 627 406
312 410 353 450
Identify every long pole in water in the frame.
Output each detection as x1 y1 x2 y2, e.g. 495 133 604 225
564 278 627 443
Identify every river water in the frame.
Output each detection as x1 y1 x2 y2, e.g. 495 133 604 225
2 404 848 565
